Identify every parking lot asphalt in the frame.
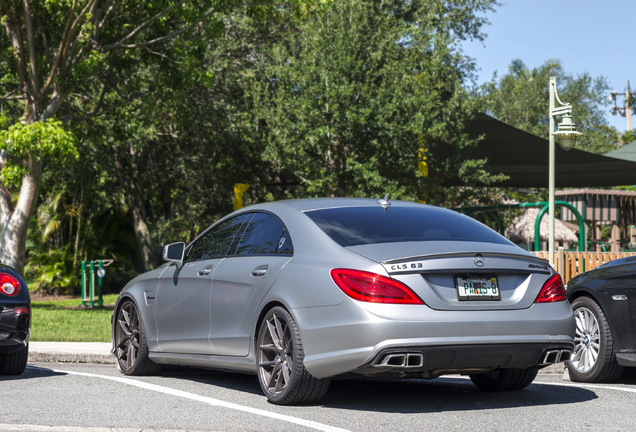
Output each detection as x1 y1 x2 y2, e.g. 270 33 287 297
28 342 569 377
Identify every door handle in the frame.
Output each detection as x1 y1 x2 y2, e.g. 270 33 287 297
251 264 268 277
198 268 212 276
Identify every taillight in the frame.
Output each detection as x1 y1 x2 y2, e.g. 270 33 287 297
534 273 567 303
0 274 20 296
330 269 424 304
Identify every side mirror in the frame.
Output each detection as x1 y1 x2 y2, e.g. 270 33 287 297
163 242 185 270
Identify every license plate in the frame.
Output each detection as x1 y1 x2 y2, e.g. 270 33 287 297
456 275 501 301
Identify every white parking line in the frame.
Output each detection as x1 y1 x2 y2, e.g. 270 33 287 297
0 425 210 431
439 375 636 394
29 367 350 432
534 380 636 394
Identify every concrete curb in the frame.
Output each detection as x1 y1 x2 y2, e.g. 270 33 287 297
28 342 116 364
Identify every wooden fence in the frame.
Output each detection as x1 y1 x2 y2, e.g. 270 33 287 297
531 249 636 284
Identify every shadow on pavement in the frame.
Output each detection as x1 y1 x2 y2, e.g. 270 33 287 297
123 366 600 412
10 364 605 413
320 376 598 413
0 365 67 382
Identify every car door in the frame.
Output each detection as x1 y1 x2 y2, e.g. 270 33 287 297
155 214 250 354
209 212 293 356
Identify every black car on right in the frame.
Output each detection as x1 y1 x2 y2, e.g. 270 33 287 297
565 255 636 382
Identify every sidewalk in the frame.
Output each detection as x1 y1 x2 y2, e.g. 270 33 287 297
28 341 115 364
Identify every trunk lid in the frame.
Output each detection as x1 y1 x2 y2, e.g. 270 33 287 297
347 241 552 311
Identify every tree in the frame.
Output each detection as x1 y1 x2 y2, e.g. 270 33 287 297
479 59 619 154
0 0 325 274
215 0 501 205
0 0 221 274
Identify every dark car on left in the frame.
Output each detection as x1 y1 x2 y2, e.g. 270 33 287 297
0 264 30 375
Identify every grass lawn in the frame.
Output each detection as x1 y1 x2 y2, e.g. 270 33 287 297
31 294 119 342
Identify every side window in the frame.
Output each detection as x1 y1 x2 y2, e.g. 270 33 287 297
277 229 293 255
186 214 249 262
235 212 293 256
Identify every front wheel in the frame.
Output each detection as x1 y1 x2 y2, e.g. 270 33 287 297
114 299 161 376
469 367 538 391
0 344 28 375
257 306 330 405
566 296 624 382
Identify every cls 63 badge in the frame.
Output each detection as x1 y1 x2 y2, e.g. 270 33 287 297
389 261 425 271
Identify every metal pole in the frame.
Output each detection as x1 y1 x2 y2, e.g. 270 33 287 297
97 260 103 307
549 78 556 266
89 260 95 307
81 260 87 307
627 81 632 132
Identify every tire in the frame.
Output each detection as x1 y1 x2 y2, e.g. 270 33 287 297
470 367 538 391
114 299 161 376
566 296 624 382
257 306 330 405
0 344 28 375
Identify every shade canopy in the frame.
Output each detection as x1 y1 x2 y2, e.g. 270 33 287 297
440 114 636 188
604 140 636 162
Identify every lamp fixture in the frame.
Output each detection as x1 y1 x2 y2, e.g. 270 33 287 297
553 115 583 150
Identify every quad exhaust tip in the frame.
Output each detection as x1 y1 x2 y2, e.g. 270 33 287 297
375 353 424 368
541 349 572 365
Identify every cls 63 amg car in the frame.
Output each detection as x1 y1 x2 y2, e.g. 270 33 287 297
112 198 575 404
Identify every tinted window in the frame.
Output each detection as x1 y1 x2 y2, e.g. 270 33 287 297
186 214 249 262
235 212 293 256
304 206 512 247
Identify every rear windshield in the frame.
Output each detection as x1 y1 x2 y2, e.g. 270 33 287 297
304 206 512 247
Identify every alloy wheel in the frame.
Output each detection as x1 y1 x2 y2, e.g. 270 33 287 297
570 306 600 373
115 301 141 372
258 311 293 397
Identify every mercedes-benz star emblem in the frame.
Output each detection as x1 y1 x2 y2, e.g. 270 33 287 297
474 254 485 267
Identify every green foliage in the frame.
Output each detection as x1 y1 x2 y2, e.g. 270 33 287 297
3 0 509 287
25 246 77 295
620 130 636 145
478 59 619 154
0 119 78 185
218 0 499 203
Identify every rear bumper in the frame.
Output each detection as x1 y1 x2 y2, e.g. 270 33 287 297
293 300 575 379
0 308 30 353
356 342 573 378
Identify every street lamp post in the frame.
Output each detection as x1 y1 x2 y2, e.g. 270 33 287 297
548 77 582 266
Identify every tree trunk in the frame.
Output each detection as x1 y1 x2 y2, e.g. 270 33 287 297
124 179 156 273
0 159 42 276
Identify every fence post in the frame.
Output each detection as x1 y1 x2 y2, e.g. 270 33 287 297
557 247 565 278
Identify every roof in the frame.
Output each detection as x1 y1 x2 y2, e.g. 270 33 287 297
440 114 636 188
505 208 578 243
556 189 636 223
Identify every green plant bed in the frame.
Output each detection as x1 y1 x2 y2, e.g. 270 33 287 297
30 294 119 342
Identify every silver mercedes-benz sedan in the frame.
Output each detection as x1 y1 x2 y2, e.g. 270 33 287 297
112 198 575 404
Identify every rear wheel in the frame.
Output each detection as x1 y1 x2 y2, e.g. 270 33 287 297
114 300 161 375
0 344 28 375
566 296 624 382
257 306 330 405
469 367 538 391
